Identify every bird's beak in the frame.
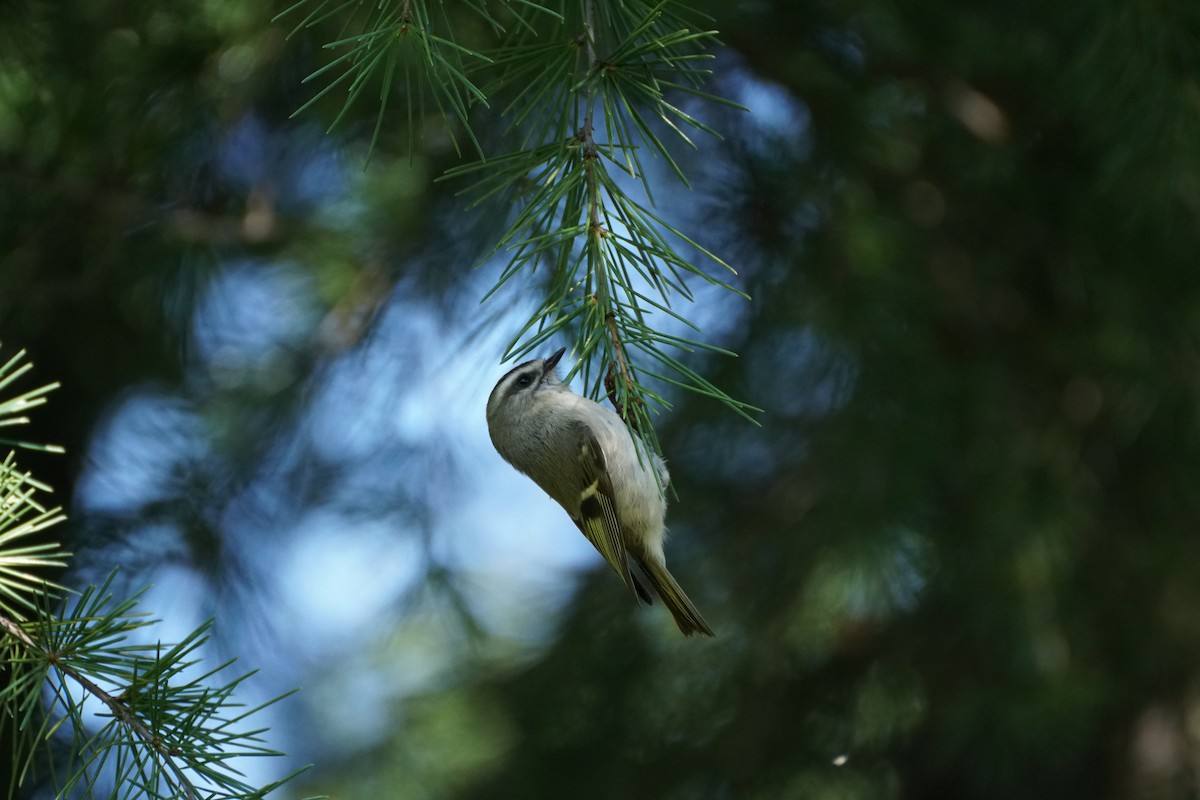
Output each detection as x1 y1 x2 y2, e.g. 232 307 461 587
543 347 566 374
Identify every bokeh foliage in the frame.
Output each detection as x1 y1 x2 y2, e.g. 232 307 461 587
3 0 1200 798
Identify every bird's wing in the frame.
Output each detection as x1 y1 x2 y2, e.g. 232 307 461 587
574 431 649 603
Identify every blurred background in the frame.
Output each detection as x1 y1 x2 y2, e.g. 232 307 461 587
4 0 1200 798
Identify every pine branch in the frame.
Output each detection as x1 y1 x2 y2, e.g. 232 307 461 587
3 577 303 799
578 0 639 427
2 610 200 799
0 348 69 622
277 0 495 159
284 1 761 441
0 346 301 799
0 347 64 453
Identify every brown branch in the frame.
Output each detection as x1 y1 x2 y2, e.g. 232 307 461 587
579 0 639 421
603 315 643 430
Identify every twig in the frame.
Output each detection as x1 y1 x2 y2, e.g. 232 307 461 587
580 0 639 412
603 320 644 427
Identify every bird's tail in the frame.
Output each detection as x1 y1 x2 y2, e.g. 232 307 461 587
638 557 715 637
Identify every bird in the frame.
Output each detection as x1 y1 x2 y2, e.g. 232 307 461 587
486 347 714 637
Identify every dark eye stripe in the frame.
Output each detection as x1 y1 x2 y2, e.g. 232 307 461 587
504 366 541 399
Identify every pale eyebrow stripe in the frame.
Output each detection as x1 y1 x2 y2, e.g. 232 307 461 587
499 364 542 401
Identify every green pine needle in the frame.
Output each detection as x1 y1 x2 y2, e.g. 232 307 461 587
0 345 302 798
6 574 305 799
284 0 759 442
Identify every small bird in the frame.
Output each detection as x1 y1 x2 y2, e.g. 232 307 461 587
486 347 714 637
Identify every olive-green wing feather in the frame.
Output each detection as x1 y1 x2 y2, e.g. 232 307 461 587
575 432 651 603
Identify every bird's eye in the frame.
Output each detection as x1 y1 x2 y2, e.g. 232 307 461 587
516 374 533 388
